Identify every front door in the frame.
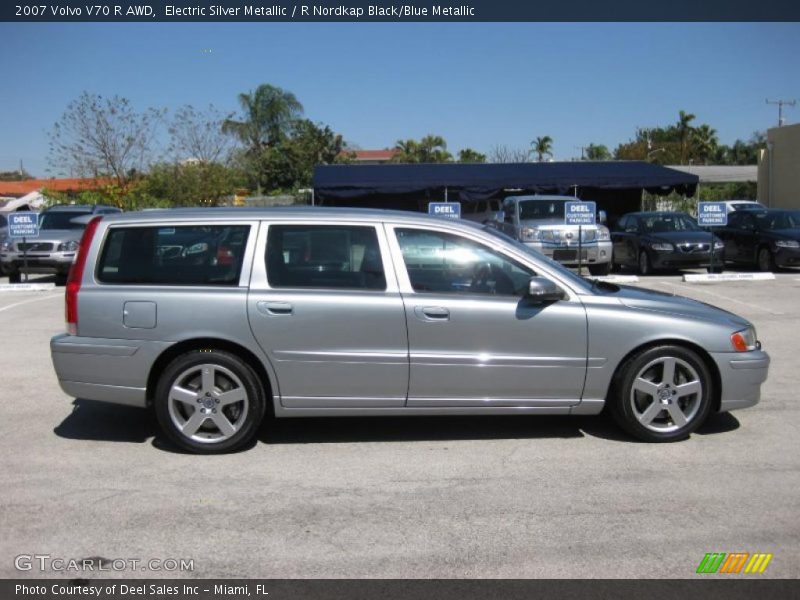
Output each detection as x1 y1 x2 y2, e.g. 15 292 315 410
387 225 588 407
248 222 409 408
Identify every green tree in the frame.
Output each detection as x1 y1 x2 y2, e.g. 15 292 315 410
392 135 452 163
457 148 487 163
584 143 610 161
691 124 718 165
531 136 553 162
222 84 304 156
0 170 33 181
136 161 243 207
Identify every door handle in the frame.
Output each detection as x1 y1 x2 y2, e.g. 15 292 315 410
414 306 450 321
257 301 293 316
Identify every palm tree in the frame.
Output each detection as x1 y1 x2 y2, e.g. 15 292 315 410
392 139 421 163
392 135 452 163
531 136 553 162
691 124 718 165
676 110 696 165
222 84 304 155
584 143 611 161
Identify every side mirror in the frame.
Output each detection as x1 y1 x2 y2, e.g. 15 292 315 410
598 210 607 225
494 210 505 223
526 276 564 303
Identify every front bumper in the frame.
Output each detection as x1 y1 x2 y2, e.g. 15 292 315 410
775 246 800 267
525 240 612 265
649 249 721 269
0 250 76 274
710 349 770 412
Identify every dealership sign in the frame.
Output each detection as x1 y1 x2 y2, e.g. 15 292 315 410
697 202 727 227
7 212 39 238
428 202 461 219
565 201 596 226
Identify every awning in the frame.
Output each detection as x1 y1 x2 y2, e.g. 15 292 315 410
313 161 699 202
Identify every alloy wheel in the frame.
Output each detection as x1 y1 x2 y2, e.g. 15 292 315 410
629 356 703 433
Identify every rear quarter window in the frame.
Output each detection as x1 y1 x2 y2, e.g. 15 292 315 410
97 225 250 286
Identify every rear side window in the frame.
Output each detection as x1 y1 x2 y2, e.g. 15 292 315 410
98 225 250 285
266 225 386 290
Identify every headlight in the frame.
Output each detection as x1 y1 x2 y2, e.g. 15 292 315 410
540 230 555 242
597 226 610 241
58 240 79 252
714 241 725 250
0 241 9 252
731 327 758 352
520 227 541 242
775 240 800 249
650 242 674 252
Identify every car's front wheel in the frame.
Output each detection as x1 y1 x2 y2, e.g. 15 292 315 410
757 246 776 272
638 250 655 276
155 350 265 453
7 270 21 284
609 345 713 442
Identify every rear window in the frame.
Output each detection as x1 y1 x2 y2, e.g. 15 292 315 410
98 225 250 286
266 224 386 290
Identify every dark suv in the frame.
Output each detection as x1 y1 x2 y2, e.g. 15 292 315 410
0 204 120 283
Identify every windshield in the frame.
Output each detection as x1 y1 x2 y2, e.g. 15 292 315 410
640 214 701 233
756 211 800 230
518 199 566 221
481 224 592 292
40 211 88 230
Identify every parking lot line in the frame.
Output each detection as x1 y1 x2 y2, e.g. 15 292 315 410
0 292 62 315
653 281 785 316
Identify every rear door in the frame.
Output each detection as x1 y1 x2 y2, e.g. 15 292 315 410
247 221 409 408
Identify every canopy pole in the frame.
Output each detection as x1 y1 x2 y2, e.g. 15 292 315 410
444 186 449 202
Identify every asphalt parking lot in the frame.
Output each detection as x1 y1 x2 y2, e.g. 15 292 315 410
0 271 798 579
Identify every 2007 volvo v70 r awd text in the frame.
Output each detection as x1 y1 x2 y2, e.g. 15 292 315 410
49 207 770 453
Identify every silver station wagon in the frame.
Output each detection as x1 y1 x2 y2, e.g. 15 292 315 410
50 208 770 453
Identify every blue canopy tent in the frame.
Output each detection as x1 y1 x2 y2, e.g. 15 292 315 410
312 161 699 222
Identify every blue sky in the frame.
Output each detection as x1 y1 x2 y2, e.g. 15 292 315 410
1 22 798 176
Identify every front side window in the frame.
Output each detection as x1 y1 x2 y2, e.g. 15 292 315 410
266 225 386 290
395 228 535 296
98 225 250 285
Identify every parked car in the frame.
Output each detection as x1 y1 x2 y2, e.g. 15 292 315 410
717 209 800 271
49 207 769 453
721 200 765 214
0 204 120 283
611 211 725 275
495 195 612 275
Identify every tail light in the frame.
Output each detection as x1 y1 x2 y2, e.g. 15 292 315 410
65 216 102 335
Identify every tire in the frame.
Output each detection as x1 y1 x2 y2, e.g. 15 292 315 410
638 250 653 276
154 350 265 454
588 262 611 276
608 345 714 442
8 271 21 284
757 246 776 272
610 260 621 274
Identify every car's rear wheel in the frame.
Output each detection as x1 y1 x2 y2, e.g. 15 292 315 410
7 271 21 283
609 345 713 442
757 246 776 272
155 350 265 454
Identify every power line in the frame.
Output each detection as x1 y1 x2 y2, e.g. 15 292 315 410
766 98 797 127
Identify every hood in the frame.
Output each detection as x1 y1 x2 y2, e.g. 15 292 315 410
646 230 721 244
608 284 750 329
765 228 800 242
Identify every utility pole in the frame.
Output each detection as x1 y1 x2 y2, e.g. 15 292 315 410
766 98 797 127
575 145 587 160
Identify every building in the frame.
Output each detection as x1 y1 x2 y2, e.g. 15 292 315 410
758 122 800 209
0 177 111 199
346 149 398 165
